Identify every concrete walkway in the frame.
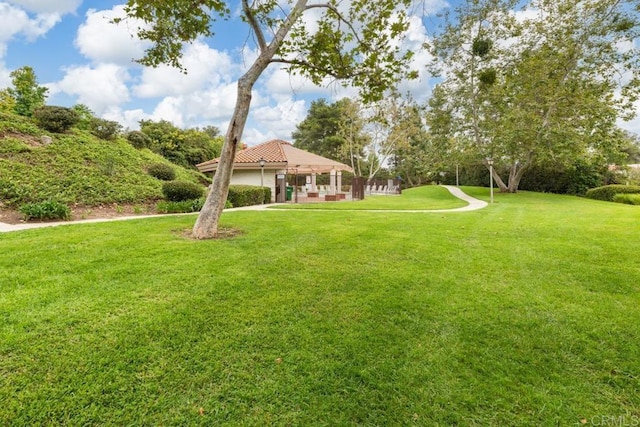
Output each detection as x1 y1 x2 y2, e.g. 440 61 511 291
0 186 487 233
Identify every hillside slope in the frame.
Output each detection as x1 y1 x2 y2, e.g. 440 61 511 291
0 112 209 213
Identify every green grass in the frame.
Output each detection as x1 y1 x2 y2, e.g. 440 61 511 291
1 188 639 425
272 185 468 210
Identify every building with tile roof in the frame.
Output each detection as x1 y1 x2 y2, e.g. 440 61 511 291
197 139 353 202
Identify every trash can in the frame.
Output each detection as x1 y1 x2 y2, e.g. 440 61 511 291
286 186 293 201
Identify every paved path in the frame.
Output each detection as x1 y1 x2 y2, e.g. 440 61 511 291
0 186 487 233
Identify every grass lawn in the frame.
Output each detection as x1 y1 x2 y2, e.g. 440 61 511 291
1 187 639 425
272 185 468 210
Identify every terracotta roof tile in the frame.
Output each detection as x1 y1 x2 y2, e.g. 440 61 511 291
197 139 353 174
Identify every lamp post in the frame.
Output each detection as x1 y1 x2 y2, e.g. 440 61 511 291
486 157 494 204
259 157 266 187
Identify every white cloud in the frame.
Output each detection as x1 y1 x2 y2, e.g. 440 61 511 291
133 41 234 98
5 0 81 14
75 6 150 65
151 97 185 128
250 98 307 141
51 64 131 114
0 63 10 87
0 3 61 56
264 67 329 98
102 107 149 131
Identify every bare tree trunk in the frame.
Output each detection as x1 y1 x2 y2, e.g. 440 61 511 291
191 0 308 239
506 155 534 193
192 77 254 239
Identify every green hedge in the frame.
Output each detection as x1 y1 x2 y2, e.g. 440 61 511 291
227 185 270 207
613 193 640 205
162 180 204 202
585 184 640 202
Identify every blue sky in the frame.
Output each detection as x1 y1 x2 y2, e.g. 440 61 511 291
1 0 639 144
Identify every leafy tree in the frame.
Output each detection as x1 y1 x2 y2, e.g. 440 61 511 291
0 89 16 113
138 119 223 168
427 0 640 193
7 66 48 117
293 98 349 164
72 104 95 130
200 125 220 139
336 98 369 177
90 118 123 141
118 0 419 238
362 97 425 180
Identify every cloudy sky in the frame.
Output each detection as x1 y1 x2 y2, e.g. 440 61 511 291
0 0 449 144
1 0 638 145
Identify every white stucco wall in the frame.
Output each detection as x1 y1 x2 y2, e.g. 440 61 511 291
230 169 277 202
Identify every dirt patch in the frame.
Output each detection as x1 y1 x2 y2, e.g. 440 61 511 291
1 131 46 147
0 202 160 225
175 227 243 240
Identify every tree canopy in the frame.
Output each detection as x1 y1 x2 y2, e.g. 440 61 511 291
292 98 366 166
427 0 640 192
5 66 48 117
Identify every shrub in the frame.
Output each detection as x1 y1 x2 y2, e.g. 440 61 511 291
19 200 71 221
613 193 640 205
162 180 204 202
227 185 270 207
33 106 79 133
585 184 640 202
89 118 122 140
147 163 176 181
156 197 205 214
126 131 152 149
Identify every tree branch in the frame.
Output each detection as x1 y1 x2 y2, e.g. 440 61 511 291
243 0 267 51
270 57 355 79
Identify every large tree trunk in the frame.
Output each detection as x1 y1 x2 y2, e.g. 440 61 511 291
191 0 308 239
490 153 534 194
192 77 254 239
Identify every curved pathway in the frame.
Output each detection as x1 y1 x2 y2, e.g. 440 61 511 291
235 185 488 213
0 186 487 233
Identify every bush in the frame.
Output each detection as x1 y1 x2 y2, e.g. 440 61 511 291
126 131 152 149
227 185 270 207
19 200 71 221
33 106 79 133
585 184 640 202
519 160 605 196
156 198 205 214
147 163 176 181
89 118 122 140
162 180 204 202
613 193 640 205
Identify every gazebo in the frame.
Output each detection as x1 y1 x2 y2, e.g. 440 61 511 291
196 139 354 202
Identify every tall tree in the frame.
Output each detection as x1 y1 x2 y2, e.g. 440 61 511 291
336 98 369 177
7 66 48 117
119 0 418 238
292 98 347 163
427 0 640 192
362 96 424 180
